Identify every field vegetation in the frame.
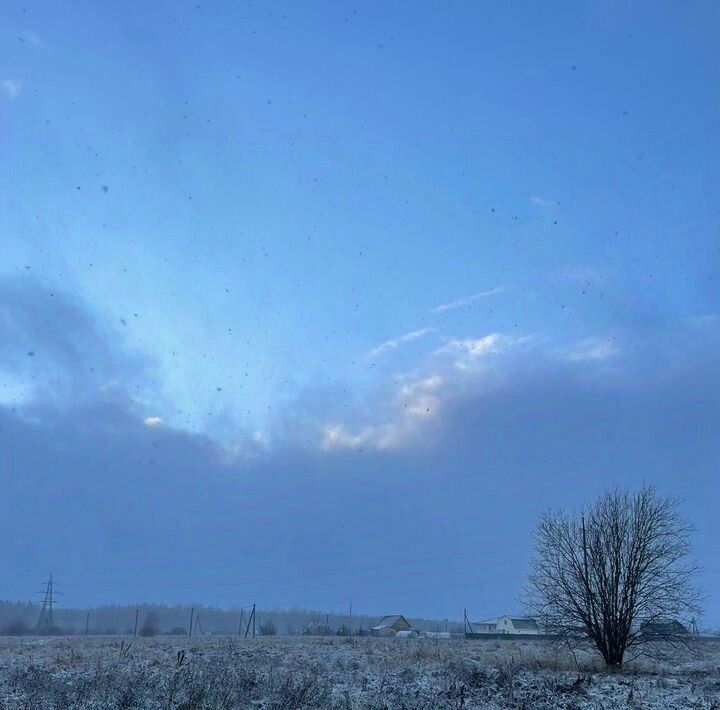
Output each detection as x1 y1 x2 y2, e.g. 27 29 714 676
1 635 719 709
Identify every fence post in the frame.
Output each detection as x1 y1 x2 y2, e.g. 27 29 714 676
188 607 194 639
134 609 139 637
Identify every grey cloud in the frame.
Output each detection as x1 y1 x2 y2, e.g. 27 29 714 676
0 275 148 406
0 279 718 621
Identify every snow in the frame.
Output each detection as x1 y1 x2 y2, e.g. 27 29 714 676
0 635 719 708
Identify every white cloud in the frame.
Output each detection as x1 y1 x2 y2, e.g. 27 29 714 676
1 79 23 100
316 319 715 456
439 333 508 358
321 424 368 450
144 416 163 427
398 375 442 418
323 334 527 451
321 375 444 452
566 337 618 362
530 196 558 207
432 286 511 314
366 328 433 359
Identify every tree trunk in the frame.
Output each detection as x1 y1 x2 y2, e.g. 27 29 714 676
604 649 624 671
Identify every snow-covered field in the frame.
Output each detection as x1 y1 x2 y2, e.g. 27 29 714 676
1 635 720 708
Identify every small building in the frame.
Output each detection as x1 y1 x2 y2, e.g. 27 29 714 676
469 616 540 635
640 619 690 637
422 631 452 639
396 629 421 639
370 615 412 637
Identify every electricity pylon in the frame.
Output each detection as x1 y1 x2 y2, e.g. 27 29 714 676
36 574 56 633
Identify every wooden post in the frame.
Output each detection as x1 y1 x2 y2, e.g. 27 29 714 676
134 609 139 637
252 604 256 638
85 612 90 637
188 607 194 639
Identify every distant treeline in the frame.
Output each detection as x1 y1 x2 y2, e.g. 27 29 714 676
0 601 462 637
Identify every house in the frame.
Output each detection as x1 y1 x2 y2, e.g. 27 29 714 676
370 615 412 636
640 619 690 637
469 616 540 635
473 621 499 633
496 616 540 634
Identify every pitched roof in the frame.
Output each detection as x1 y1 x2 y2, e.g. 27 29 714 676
641 619 689 635
371 615 409 630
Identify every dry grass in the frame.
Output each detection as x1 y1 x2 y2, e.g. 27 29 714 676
0 636 719 708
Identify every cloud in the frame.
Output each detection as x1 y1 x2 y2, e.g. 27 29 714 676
314 317 720 455
530 196 558 207
1 79 22 99
0 278 718 618
321 423 369 450
144 416 163 427
566 337 618 362
366 328 433 359
431 286 511 314
321 375 444 452
0 274 149 408
438 333 517 359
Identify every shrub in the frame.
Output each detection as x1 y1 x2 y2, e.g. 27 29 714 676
259 620 277 636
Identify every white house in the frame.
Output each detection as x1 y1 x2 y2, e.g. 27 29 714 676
470 616 540 635
495 616 540 634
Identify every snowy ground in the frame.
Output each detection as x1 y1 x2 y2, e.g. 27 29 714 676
1 635 719 708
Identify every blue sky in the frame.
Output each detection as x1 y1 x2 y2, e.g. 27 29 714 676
1 1 719 621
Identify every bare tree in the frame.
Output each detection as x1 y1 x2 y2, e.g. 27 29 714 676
525 486 702 669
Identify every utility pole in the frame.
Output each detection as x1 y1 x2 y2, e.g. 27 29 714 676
238 610 245 637
85 612 90 637
134 609 139 637
242 605 256 638
463 609 467 635
349 602 352 636
188 607 194 639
